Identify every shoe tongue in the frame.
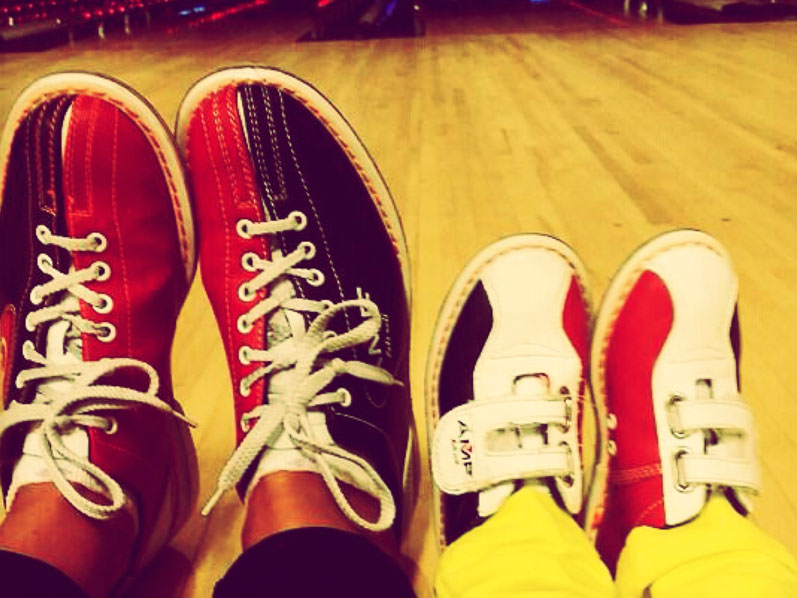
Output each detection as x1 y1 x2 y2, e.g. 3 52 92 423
33 294 83 403
477 373 553 517
46 295 83 365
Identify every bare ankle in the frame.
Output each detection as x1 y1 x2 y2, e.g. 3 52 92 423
0 483 136 597
241 471 398 557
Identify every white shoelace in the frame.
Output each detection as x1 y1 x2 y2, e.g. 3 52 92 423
0 226 193 520
202 211 401 532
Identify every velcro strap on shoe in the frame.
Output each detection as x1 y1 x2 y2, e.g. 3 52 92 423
674 400 755 434
431 398 571 495
678 454 762 491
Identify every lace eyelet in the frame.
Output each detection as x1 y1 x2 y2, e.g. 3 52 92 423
674 447 694 492
96 322 117 342
236 219 253 239
241 252 259 272
307 269 325 287
239 379 251 397
35 225 50 244
607 413 618 430
240 414 252 433
607 439 617 456
93 294 113 314
237 315 254 334
321 299 334 310
561 396 573 432
29 285 43 306
338 388 352 407
94 261 111 281
37 253 53 271
289 210 308 231
238 283 257 303
298 241 316 260
88 232 107 252
558 441 576 486
667 394 688 439
104 417 118 435
239 346 252 365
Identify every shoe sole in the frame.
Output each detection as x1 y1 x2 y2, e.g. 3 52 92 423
425 233 595 550
585 228 732 541
174 65 411 305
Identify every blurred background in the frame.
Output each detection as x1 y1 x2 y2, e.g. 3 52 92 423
2 0 797 51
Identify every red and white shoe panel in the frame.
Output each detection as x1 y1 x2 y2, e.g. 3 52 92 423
427 234 593 548
591 230 760 569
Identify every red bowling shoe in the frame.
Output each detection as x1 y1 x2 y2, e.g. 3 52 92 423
589 230 760 569
177 67 412 534
0 72 198 574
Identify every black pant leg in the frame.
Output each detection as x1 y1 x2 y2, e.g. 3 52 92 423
0 548 87 598
214 527 416 598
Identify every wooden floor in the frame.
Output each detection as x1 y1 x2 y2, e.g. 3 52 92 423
2 3 797 596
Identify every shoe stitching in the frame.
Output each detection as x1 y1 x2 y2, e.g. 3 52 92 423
224 86 258 208
262 87 287 202
8 90 192 270
212 93 239 219
223 87 270 399
223 87 271 284
267 91 304 302
221 86 246 207
277 89 347 324
248 88 304 312
198 103 237 388
0 306 17 400
63 99 77 213
633 496 664 528
381 314 392 361
243 88 276 216
218 80 403 259
109 108 133 360
218 89 269 400
23 116 38 328
609 463 662 485
36 99 57 216
83 97 98 217
33 103 47 215
44 97 70 217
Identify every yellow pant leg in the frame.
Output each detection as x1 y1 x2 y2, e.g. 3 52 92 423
616 496 797 598
435 487 613 598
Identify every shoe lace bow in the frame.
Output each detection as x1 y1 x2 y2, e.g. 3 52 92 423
202 211 401 532
0 226 193 520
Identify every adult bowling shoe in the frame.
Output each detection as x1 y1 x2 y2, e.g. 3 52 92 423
0 72 199 575
177 67 412 534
